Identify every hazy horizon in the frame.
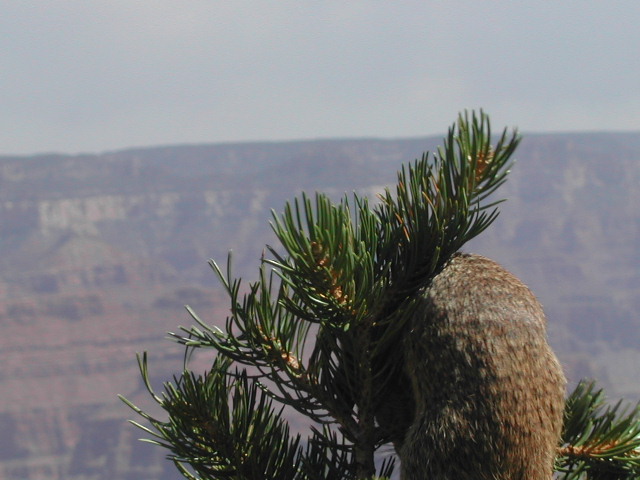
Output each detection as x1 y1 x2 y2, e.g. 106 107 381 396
3 2 639 155
4 127 640 158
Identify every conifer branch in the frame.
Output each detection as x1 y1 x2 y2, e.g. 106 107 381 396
122 110 520 480
120 111 640 480
119 354 304 480
557 380 640 479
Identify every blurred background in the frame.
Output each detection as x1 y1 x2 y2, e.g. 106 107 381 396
1 2 639 479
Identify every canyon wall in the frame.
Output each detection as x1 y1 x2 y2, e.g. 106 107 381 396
0 133 638 479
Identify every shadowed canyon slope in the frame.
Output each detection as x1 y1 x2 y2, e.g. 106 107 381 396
1 133 639 479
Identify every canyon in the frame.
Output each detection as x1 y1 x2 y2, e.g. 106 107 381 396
1 132 639 479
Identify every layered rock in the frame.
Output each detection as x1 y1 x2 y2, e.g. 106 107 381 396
0 134 639 479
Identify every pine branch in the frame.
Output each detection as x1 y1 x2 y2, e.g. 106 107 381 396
557 380 640 479
121 110 524 480
121 111 640 479
120 354 304 480
374 110 518 305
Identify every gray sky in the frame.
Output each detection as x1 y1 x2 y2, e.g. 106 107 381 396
2 1 639 155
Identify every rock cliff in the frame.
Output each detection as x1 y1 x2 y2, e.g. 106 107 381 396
0 134 638 479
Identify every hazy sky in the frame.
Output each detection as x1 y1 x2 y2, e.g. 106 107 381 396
2 1 639 155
